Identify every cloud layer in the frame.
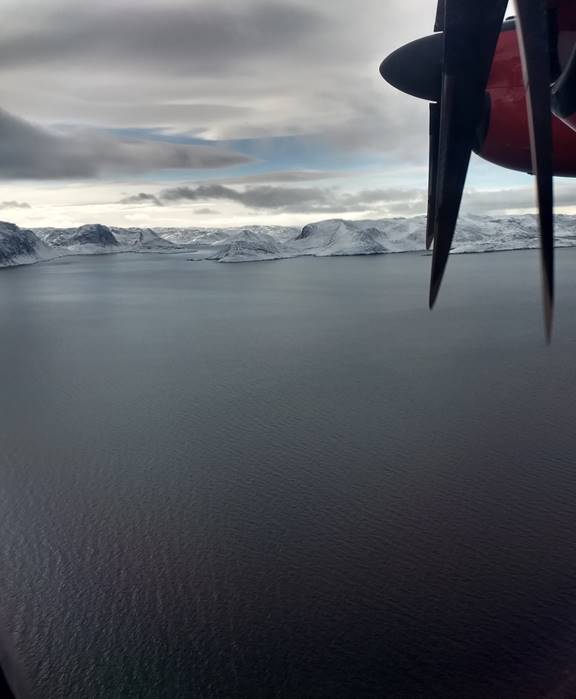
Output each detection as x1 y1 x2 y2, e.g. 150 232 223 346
120 180 576 218
0 0 533 227
0 109 252 179
122 183 422 214
0 0 432 153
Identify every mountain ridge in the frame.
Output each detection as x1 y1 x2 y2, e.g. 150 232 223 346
1 214 575 268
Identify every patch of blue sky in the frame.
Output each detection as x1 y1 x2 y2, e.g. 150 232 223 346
105 126 392 182
466 155 533 190
103 126 539 195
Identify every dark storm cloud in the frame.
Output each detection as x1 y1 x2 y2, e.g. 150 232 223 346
0 109 252 179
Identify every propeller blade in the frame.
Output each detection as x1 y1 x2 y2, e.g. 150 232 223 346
426 102 440 250
434 0 445 32
514 0 555 340
429 0 507 308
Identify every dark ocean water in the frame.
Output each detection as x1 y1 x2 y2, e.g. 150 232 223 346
2 250 576 698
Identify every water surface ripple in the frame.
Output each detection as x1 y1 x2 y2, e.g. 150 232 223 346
1 251 576 697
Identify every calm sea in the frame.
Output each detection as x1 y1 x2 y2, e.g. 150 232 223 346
1 250 576 698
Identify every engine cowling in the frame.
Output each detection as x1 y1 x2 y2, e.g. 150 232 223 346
476 15 576 175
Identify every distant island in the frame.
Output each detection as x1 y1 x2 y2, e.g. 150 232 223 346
2 214 576 269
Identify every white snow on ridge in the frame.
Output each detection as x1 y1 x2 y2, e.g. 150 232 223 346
160 224 299 247
109 226 177 250
2 214 576 269
0 221 57 267
190 214 576 262
205 229 285 262
289 217 426 257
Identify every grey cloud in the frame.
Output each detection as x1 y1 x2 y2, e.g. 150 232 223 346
352 188 424 205
21 103 255 132
0 200 31 209
317 87 429 158
121 193 164 206
219 171 347 185
0 0 433 159
122 184 429 214
370 184 576 216
125 182 570 217
196 208 219 215
0 3 325 73
0 108 252 179
158 184 343 213
461 185 576 214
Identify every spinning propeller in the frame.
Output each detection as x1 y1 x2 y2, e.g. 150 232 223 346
380 0 555 339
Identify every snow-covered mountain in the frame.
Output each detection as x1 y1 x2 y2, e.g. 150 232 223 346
0 221 53 267
287 214 576 257
109 227 176 249
450 214 576 253
4 214 576 270
34 223 178 258
160 224 299 247
291 217 426 257
39 224 119 252
188 214 576 262
206 229 284 262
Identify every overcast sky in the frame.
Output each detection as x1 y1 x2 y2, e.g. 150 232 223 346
0 0 571 229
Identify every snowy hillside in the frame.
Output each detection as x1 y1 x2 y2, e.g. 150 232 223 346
186 215 576 262
3 214 576 270
40 224 119 252
291 217 426 256
0 221 53 267
34 223 178 258
110 227 177 249
160 224 299 247
206 229 284 262
288 215 576 258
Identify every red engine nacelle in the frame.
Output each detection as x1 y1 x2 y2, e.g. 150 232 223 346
477 6 576 175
